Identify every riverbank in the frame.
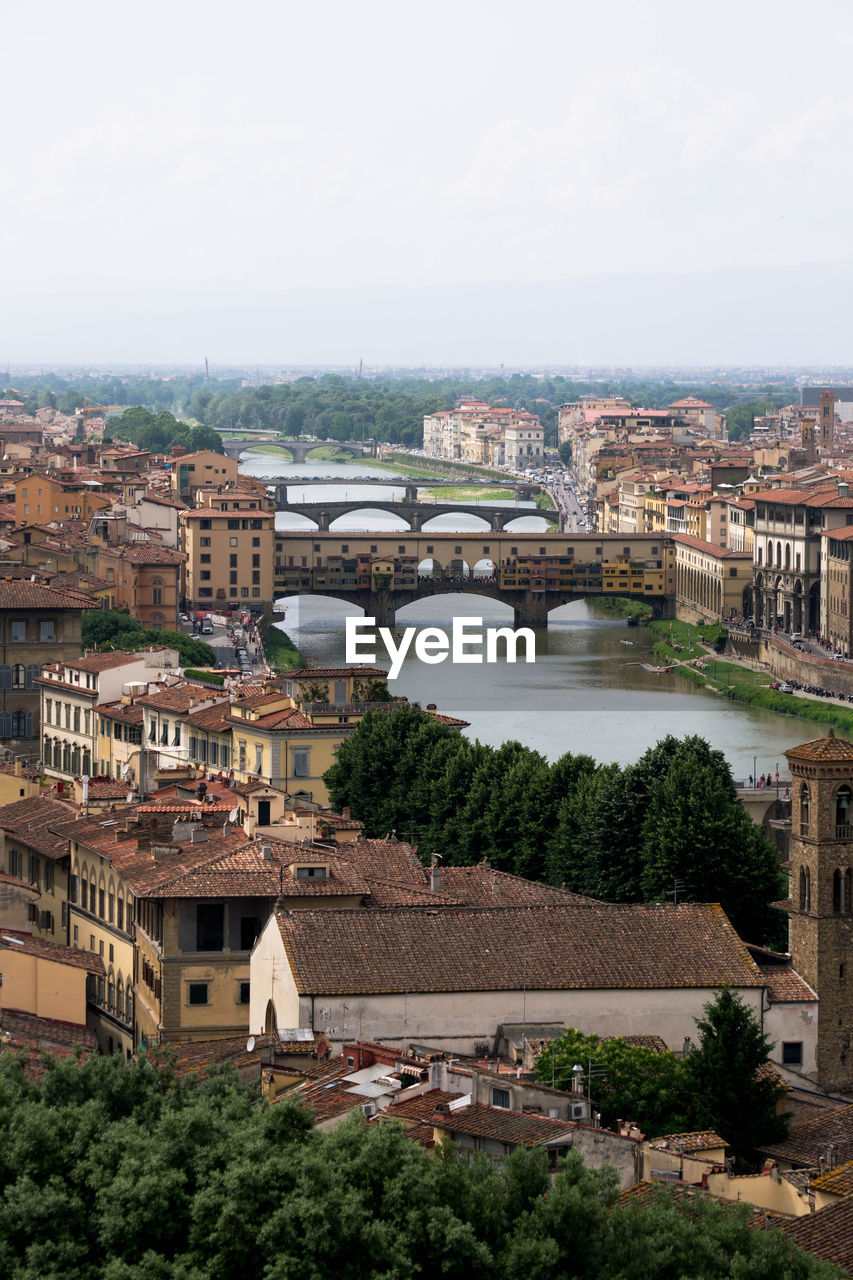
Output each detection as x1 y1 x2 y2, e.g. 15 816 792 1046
650 620 853 735
265 626 304 671
357 457 452 480
421 485 510 501
591 597 654 621
384 451 512 483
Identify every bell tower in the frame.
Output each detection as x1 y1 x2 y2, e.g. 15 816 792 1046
785 730 853 1092
820 390 836 452
801 416 817 463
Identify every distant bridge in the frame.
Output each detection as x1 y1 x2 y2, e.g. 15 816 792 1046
220 435 378 463
267 477 537 497
278 498 560 532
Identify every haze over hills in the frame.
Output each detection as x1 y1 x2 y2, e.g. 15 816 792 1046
6 263 852 369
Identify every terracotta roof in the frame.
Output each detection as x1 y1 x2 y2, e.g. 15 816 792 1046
99 544 185 565
275 901 762 997
186 702 233 732
0 795 78 860
0 931 105 974
146 839 371 901
50 650 142 674
648 1131 726 1153
0 1009 96 1053
434 1103 575 1148
784 733 853 763
85 779 136 799
0 580 93 610
384 1089 464 1124
757 965 817 1002
437 865 597 907
780 1195 853 1274
108 829 250 895
231 707 315 731
97 701 145 725
810 1159 853 1199
672 533 751 559
760 1103 853 1167
137 685 223 712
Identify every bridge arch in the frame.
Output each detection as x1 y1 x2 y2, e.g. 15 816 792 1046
419 512 492 532
328 507 411 531
395 590 515 622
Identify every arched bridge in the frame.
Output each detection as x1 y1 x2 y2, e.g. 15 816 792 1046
220 436 378 463
278 498 561 532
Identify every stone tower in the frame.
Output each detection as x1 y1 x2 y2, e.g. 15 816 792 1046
820 390 836 452
801 417 817 463
785 730 853 1092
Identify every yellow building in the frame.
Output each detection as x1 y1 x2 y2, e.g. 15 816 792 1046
170 449 239 501
15 472 112 523
0 795 78 944
673 534 753 622
0 932 104 1028
181 506 275 613
66 818 138 1057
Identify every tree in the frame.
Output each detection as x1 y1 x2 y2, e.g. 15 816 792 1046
558 440 572 465
685 988 790 1167
81 610 142 649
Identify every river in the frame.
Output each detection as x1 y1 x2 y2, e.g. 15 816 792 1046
240 448 807 777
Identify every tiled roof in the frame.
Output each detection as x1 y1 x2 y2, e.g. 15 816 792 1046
0 580 93 610
781 1195 853 1275
109 829 250 895
437 865 598 907
275 901 762 997
230 707 315 731
760 1103 853 1167
99 544 185 565
97 701 145 724
756 965 817 1002
186 702 233 732
0 795 78 860
811 1159 853 1197
85 780 136 799
0 931 105 974
137 684 223 712
648 1131 726 1153
146 839 371 901
53 650 142 674
384 1089 464 1124
784 732 853 763
0 1009 96 1053
672 534 751 559
434 1103 575 1148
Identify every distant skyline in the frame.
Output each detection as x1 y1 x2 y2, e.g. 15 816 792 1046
5 1 853 363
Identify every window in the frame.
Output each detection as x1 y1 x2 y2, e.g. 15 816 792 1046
44 862 54 893
153 588 162 605
254 745 263 773
98 887 105 917
782 1042 803 1065
252 537 260 547
188 982 209 1005
292 749 310 777
252 555 260 567
800 783 810 836
89 882 96 912
240 917 261 949
45 698 52 725
10 620 25 643
239 981 250 1004
117 898 124 931
200 553 211 564
200 537 211 547
108 892 115 923
492 1087 511 1109
11 664 25 689
799 866 811 912
28 855 39 888
230 571 238 584
837 786 852 839
295 866 327 880
230 554 238 567
196 902 224 951
40 620 55 642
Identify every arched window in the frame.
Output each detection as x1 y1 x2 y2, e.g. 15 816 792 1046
757 545 763 566
11 664 25 689
264 999 277 1034
116 976 124 1021
834 868 845 914
10 711 25 737
71 745 81 775
800 866 811 911
53 739 62 769
785 544 791 570
800 783 811 836
25 664 40 689
62 742 70 772
82 749 91 776
837 786 853 839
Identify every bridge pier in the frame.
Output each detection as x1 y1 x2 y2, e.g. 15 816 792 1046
370 591 395 629
515 591 549 630
404 484 419 502
409 512 423 532
316 512 331 531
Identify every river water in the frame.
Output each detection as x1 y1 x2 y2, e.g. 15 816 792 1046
241 448 807 777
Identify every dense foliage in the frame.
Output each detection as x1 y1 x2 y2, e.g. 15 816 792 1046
538 991 789 1162
81 610 215 668
324 716 785 943
0 1049 834 1280
109 407 223 455
2 373 800 451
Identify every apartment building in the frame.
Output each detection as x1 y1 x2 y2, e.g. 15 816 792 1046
181 507 275 613
423 402 543 469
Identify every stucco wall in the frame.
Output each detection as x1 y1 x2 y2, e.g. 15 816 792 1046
256 963 764 1055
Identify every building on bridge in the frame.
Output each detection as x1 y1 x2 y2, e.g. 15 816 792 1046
182 503 275 615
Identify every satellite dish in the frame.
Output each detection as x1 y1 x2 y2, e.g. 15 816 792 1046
229 808 238 824
246 1036 256 1053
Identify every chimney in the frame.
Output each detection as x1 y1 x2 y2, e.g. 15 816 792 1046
190 827 207 843
491 869 501 897
430 860 441 893
262 842 273 862
342 806 350 819
840 481 850 499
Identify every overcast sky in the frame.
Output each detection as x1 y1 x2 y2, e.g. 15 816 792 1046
4 0 853 365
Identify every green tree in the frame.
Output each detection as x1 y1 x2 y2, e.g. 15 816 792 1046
685 988 790 1167
558 439 572 465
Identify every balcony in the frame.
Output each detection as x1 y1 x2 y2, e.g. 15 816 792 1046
837 823 853 841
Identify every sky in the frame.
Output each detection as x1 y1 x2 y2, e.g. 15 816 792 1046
4 0 853 365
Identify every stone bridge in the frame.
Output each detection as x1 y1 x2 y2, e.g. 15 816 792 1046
278 498 560 532
220 436 378 463
273 575 668 629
